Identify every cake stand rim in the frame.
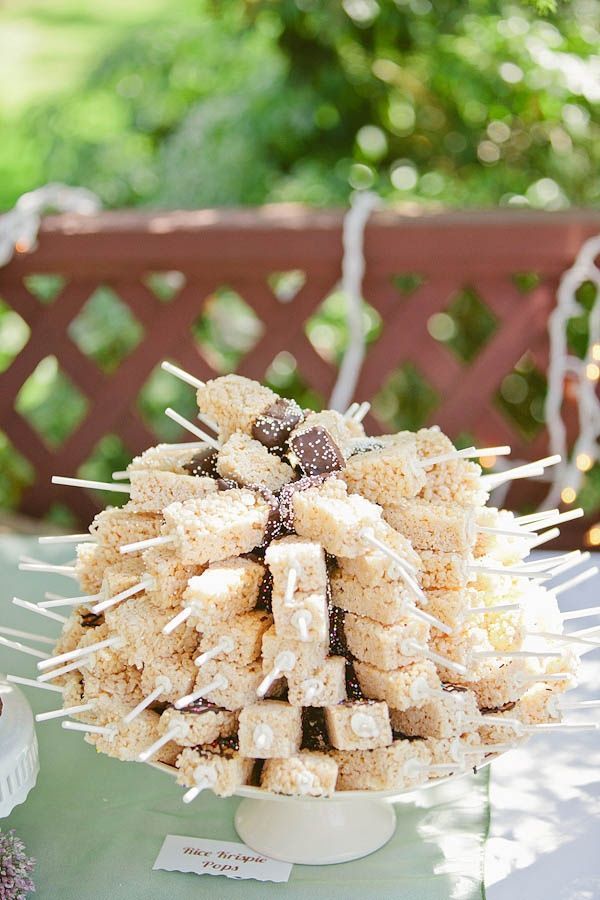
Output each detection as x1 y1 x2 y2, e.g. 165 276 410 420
147 750 499 803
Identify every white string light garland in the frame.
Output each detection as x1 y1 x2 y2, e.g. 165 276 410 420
0 183 100 266
1 185 598 531
544 234 600 514
329 190 380 412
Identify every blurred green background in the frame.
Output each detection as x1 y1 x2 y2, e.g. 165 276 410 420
1 0 599 523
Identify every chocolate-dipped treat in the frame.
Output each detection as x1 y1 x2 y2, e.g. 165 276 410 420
252 398 304 451
289 426 346 477
183 447 219 478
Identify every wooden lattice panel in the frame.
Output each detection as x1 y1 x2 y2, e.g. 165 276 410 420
1 207 599 542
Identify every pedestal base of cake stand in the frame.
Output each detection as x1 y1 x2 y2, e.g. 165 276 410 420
234 795 397 865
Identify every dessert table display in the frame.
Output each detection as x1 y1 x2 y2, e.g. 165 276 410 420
1 366 598 893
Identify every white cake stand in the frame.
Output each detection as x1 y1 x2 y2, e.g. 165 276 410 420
0 679 39 817
151 753 497 865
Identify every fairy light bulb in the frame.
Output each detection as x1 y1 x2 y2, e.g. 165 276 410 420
561 486 577 504
592 343 600 362
585 363 599 381
479 455 497 469
586 525 600 547
576 453 593 472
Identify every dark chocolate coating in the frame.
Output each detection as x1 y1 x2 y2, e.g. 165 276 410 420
289 426 345 477
183 447 219 478
252 399 304 450
301 707 330 752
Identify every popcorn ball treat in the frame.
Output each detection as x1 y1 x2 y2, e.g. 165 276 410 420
22 368 586 804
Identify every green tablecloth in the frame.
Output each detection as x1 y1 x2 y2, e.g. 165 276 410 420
2 536 489 899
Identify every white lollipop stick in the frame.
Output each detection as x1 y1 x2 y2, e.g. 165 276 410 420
37 636 122 671
467 603 521 617
111 471 130 480
552 567 599 597
194 636 234 667
291 609 311 642
164 407 220 449
360 528 427 606
139 725 187 762
548 551 591 578
0 634 50 660
520 507 584 532
557 699 600 710
343 402 360 419
52 475 131 494
39 593 98 608
523 722 599 733
18 562 77 577
6 674 64 693
302 678 323 704
175 675 229 710
468 563 548 579
123 677 173 724
20 554 49 565
353 401 370 423
571 624 600 637
421 445 511 467
473 650 561 660
157 441 207 450
253 724 274 751
182 784 206 804
405 603 453 635
182 778 214 804
0 626 54 646
518 551 581 572
91 577 154 614
515 509 559 525
257 651 296 698
163 605 193 635
482 464 545 488
12 596 67 624
402 640 467 676
527 528 561 550
62 721 117 738
182 765 217 803
515 671 574 688
478 526 533 538
561 605 600 622
284 566 298 607
36 702 95 723
530 630 600 648
295 771 316 795
120 534 174 555
38 656 94 682
161 360 205 390
197 411 219 432
39 533 95 544
479 715 524 728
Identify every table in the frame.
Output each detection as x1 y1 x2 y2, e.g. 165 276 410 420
1 537 599 898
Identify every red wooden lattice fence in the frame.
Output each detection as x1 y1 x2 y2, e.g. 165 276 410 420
1 206 599 544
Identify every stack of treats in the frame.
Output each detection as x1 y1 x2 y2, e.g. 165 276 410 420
23 368 593 801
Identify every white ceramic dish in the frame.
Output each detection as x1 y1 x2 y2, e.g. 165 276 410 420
149 752 499 864
0 680 39 817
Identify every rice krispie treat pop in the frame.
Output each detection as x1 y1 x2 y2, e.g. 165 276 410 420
260 752 338 797
18 364 589 806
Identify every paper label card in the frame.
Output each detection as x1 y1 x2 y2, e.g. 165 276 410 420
153 834 293 883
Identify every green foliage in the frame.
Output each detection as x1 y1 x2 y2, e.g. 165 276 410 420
0 0 598 211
